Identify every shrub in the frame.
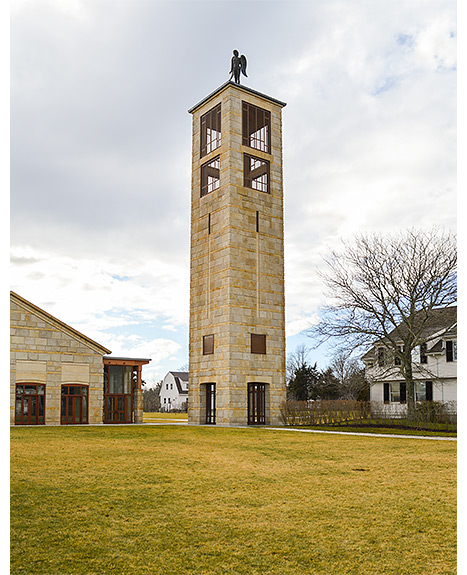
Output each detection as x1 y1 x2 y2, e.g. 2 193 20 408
280 400 371 426
281 399 456 431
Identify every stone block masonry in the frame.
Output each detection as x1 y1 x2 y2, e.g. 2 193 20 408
10 293 110 426
188 81 287 426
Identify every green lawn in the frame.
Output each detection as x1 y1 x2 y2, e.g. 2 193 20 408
10 425 456 575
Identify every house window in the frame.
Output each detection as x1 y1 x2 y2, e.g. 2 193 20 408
251 334 266 354
446 340 457 362
415 382 426 402
200 104 221 157
412 344 427 364
384 382 406 403
420 343 427 364
242 101 270 153
415 381 433 401
394 346 402 366
244 154 269 194
390 383 401 403
15 384 45 425
203 334 214 355
201 156 220 197
377 348 385 367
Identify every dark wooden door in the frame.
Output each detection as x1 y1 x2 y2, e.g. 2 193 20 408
61 386 88 424
248 383 266 425
15 384 45 425
205 383 216 424
104 394 132 423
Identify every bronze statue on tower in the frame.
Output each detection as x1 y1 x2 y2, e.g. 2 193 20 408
229 50 247 84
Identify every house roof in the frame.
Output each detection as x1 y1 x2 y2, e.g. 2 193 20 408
361 306 457 361
390 306 457 341
103 356 151 366
11 291 112 355
427 340 443 353
169 371 188 381
174 376 188 395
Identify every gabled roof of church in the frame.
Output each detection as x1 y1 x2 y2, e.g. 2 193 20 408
11 291 111 355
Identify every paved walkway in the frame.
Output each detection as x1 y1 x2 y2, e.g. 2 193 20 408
140 421 456 441
15 420 455 440
264 426 457 441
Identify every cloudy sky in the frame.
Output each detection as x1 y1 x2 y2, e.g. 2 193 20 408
10 0 457 384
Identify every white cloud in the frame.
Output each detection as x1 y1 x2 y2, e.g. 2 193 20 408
10 245 189 330
286 315 319 338
10 0 456 369
414 16 456 71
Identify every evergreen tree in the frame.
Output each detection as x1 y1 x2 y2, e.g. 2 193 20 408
288 361 320 401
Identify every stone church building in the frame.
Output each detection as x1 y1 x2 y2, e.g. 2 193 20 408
10 291 149 425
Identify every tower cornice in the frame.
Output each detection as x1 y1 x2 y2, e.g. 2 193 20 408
188 81 287 114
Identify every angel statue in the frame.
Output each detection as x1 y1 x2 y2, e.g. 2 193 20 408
229 50 247 84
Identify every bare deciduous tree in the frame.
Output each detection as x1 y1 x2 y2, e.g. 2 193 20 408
329 351 368 400
308 228 457 414
143 380 162 412
286 344 310 384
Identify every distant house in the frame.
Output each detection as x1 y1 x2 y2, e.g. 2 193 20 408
160 371 188 411
362 306 457 414
10 291 150 425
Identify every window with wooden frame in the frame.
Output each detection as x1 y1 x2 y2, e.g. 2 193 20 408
201 156 220 197
242 101 270 153
15 384 45 425
244 154 270 194
203 334 214 355
251 334 266 354
200 104 221 157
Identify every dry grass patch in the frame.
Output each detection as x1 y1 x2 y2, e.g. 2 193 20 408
10 425 456 575
143 411 188 422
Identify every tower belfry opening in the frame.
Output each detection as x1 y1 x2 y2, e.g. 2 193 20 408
188 79 286 426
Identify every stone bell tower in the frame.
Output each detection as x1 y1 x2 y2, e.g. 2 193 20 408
188 78 286 426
